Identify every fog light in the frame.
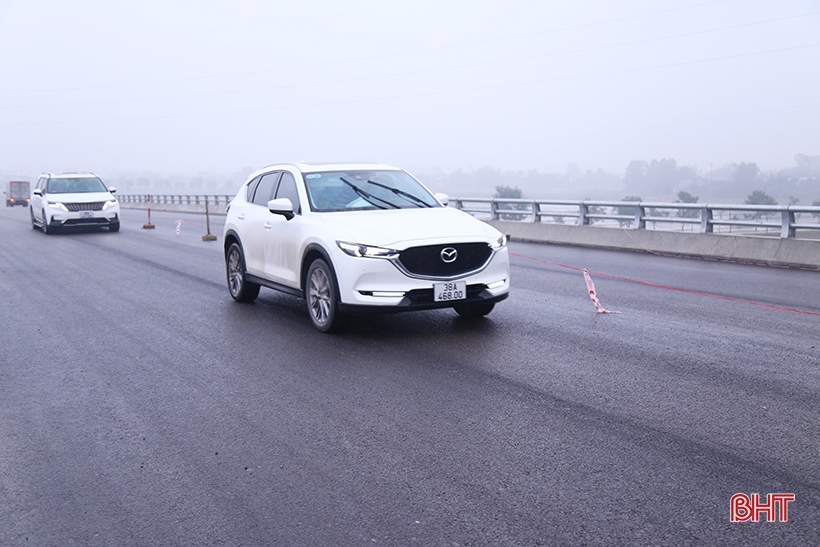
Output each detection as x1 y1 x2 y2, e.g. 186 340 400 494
371 291 405 297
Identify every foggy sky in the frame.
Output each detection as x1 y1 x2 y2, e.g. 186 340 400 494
1 0 818 179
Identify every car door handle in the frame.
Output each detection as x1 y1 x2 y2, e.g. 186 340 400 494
263 222 272 230
237 213 245 220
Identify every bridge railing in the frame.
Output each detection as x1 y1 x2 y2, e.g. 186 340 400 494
115 194 820 239
450 198 820 239
117 194 234 207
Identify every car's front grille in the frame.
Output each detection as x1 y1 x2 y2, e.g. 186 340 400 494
397 242 493 277
65 202 105 211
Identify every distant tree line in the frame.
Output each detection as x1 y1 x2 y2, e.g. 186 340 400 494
621 154 820 203
436 153 820 205
622 159 695 197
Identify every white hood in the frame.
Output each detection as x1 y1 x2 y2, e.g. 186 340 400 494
49 192 114 203
319 206 500 248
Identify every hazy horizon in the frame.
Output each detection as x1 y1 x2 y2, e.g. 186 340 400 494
2 1 818 182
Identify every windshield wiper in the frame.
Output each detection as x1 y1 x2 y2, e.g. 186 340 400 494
339 177 399 209
366 180 431 207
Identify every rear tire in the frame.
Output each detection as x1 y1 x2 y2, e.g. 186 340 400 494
306 258 340 333
226 243 260 302
454 301 495 319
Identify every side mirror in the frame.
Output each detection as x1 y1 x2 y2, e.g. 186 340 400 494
33 188 43 196
108 187 117 193
435 192 449 206
267 197 294 220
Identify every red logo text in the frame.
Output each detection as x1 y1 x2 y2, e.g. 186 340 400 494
730 493 795 522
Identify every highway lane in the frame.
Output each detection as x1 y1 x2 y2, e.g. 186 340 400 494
1 206 818 546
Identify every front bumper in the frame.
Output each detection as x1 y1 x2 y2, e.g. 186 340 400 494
48 211 119 227
333 246 510 311
339 287 508 313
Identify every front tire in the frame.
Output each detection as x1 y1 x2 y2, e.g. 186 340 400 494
306 258 340 333
226 243 260 302
41 210 51 234
108 222 120 232
30 208 38 229
454 301 495 319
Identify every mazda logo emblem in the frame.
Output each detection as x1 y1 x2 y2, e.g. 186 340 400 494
440 247 458 263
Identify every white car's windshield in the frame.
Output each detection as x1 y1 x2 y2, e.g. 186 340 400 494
47 177 107 194
303 170 439 212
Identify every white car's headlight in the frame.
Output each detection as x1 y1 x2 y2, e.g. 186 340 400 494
337 241 399 259
489 235 507 250
103 199 118 210
47 202 69 212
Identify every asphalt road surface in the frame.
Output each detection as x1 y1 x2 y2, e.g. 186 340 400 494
1 207 819 546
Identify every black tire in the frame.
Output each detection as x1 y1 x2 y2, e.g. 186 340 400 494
454 301 495 319
226 243 260 302
30 208 38 229
109 222 120 232
41 210 51 234
306 258 340 333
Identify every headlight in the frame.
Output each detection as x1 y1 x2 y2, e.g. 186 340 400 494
489 234 507 250
47 202 69 212
103 200 118 210
337 241 399 258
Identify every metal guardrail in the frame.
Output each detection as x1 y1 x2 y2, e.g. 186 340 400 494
115 194 820 239
117 194 234 207
451 198 820 239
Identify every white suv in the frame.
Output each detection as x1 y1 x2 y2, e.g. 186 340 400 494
223 162 510 332
30 172 120 233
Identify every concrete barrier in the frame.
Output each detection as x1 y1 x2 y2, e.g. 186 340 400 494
489 220 820 270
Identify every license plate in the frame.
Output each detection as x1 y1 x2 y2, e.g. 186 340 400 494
80 211 93 218
434 281 466 302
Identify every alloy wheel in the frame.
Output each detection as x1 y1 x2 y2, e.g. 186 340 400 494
308 266 331 325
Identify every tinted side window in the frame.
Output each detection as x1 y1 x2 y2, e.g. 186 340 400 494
252 172 280 206
245 176 261 202
275 172 301 214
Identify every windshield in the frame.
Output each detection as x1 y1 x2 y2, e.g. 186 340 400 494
47 177 107 194
303 170 440 212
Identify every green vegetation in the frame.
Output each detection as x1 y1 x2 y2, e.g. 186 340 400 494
494 185 523 199
675 191 699 218
745 191 778 205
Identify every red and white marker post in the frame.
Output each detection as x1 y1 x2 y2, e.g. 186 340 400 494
142 194 155 229
583 269 620 314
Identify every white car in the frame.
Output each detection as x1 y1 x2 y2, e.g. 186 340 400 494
223 162 510 332
30 172 120 233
